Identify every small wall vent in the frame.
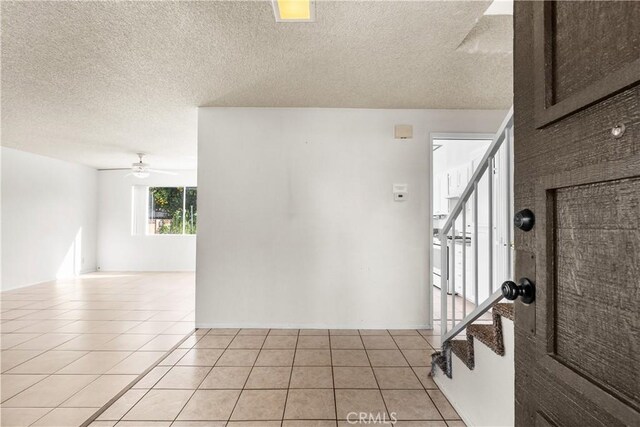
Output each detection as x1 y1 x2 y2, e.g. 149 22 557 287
394 125 413 139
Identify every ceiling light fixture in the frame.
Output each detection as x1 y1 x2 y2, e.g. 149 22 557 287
272 0 315 22
132 168 150 179
132 153 150 178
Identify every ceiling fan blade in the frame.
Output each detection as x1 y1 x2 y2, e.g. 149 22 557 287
99 168 132 171
148 168 178 176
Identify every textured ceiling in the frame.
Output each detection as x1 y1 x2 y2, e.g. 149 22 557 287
1 1 513 169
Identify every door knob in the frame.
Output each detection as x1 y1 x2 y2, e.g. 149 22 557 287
501 278 535 304
514 209 535 231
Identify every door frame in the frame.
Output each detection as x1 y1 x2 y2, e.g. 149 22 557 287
428 132 495 328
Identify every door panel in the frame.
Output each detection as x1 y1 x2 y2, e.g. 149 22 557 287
552 1 639 102
532 1 640 127
554 178 639 406
514 1 640 426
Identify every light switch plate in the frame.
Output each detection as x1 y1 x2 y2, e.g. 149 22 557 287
394 192 407 201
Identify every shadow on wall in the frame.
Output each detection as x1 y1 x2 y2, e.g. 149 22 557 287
56 228 83 279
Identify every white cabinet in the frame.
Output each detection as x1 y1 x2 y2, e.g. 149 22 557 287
446 170 454 198
448 168 459 198
434 159 482 225
447 164 472 198
452 240 473 296
434 175 442 215
441 175 449 208
434 173 450 215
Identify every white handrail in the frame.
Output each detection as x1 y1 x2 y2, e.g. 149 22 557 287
442 290 503 343
438 107 514 342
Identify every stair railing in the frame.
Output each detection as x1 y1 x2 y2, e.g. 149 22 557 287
439 107 514 344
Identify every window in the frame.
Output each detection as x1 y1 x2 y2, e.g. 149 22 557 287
148 187 197 235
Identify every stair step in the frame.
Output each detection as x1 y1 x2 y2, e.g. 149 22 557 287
431 349 450 378
433 301 513 378
450 338 474 370
493 302 514 321
467 320 504 356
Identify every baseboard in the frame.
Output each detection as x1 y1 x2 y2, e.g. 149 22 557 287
196 322 433 330
96 268 196 272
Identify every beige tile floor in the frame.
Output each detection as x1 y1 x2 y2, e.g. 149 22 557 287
90 327 463 426
1 272 195 427
2 272 463 426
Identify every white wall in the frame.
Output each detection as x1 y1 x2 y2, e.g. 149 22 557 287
435 317 515 426
1 147 98 291
97 170 197 271
196 108 506 329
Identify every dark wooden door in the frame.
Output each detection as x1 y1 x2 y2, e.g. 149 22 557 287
514 1 639 426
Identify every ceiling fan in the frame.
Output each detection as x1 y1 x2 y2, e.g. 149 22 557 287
108 153 177 178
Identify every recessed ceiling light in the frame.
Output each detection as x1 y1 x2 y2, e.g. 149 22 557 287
272 0 315 22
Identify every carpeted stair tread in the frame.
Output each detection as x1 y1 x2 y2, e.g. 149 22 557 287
450 338 474 370
431 351 448 374
431 343 451 378
493 303 514 321
467 315 505 356
466 324 496 346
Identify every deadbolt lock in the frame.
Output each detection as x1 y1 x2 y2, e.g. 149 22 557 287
514 209 535 232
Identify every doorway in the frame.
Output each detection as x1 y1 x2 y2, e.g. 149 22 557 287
429 133 493 331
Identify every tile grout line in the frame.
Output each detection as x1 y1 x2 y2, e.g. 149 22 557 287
330 330 339 424
77 327 196 427
0 374 50 405
388 330 450 422
223 328 265 424
170 328 240 424
281 328 300 426
134 335 206 421
359 330 393 424
1 346 108 408
15 406 56 427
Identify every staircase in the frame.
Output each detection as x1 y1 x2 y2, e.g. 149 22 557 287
432 302 513 377
432 302 515 426
430 108 515 425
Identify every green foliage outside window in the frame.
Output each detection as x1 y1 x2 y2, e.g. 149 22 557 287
185 187 197 235
148 187 197 235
